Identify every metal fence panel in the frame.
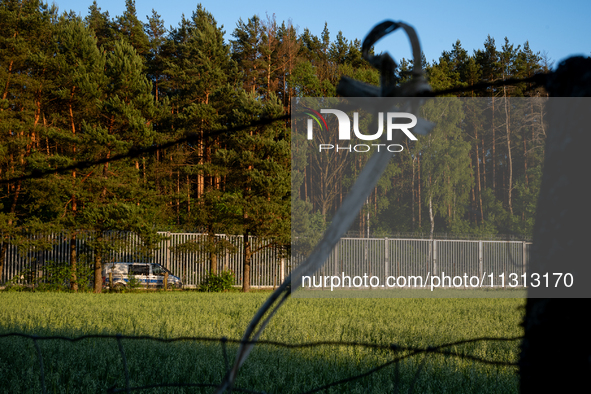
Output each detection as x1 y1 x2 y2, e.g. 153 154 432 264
292 238 533 290
1 233 531 289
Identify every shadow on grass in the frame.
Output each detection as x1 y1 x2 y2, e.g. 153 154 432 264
0 326 519 394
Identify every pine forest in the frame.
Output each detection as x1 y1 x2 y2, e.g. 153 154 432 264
1 0 551 289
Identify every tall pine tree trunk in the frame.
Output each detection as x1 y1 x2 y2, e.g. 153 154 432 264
411 155 416 231
242 232 251 292
70 233 78 292
504 93 514 215
187 175 191 220
481 136 486 188
68 86 79 291
0 242 7 284
491 96 496 194
428 195 434 238
210 252 217 276
475 129 484 224
209 231 217 275
93 248 102 293
469 153 476 225
418 156 422 228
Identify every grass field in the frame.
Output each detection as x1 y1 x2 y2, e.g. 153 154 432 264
0 292 525 393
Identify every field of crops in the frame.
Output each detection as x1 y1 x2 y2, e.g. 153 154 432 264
0 292 524 393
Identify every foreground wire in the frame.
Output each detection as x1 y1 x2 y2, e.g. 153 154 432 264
0 114 290 186
0 72 549 187
3 332 521 393
0 332 523 352
108 383 265 394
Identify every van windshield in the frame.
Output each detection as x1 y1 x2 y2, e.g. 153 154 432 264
152 265 166 276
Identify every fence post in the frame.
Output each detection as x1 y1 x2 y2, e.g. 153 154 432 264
334 242 339 277
384 238 389 280
478 241 483 282
280 257 284 284
164 271 168 290
165 232 171 271
432 239 437 277
225 235 230 271
522 241 526 276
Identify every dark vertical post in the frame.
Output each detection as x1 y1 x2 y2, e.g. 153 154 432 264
520 57 591 393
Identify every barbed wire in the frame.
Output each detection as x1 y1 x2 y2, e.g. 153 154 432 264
424 73 548 97
0 73 549 187
0 332 522 394
0 114 290 186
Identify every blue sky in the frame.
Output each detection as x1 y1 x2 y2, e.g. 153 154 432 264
52 0 590 68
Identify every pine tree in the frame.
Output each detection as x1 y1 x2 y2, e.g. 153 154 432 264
231 15 266 96
162 5 237 228
169 5 235 106
475 36 501 199
289 61 321 96
260 13 281 101
328 31 348 65
115 0 150 60
42 34 159 292
276 20 300 111
217 92 290 292
299 28 322 64
85 1 115 52
499 37 521 215
0 0 56 281
40 16 109 291
418 98 472 236
145 9 166 102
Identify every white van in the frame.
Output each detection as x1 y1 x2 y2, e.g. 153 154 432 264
102 262 183 289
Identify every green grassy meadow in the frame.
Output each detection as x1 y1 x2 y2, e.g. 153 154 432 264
0 292 524 393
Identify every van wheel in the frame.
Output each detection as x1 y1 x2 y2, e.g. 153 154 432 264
113 283 126 292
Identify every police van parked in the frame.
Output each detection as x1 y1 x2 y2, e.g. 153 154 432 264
102 262 183 289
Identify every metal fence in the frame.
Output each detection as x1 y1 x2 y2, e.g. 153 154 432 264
151 233 285 288
295 238 532 289
0 232 286 288
1 233 531 289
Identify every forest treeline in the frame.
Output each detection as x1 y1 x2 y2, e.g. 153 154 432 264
1 0 551 291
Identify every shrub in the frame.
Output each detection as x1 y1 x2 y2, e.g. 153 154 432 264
200 270 235 292
5 260 94 292
127 274 143 290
